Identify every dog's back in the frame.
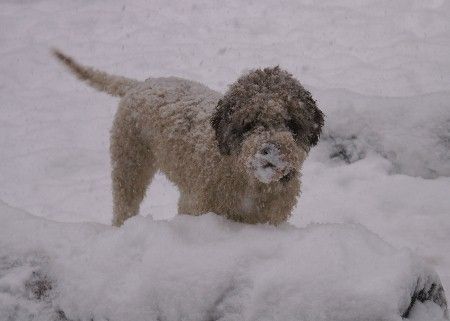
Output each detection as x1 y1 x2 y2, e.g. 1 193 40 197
53 50 224 226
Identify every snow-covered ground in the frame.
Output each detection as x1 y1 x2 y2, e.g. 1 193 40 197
0 200 448 321
1 0 449 320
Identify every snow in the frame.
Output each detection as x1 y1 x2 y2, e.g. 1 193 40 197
1 0 450 320
315 89 450 178
0 201 447 321
248 143 289 184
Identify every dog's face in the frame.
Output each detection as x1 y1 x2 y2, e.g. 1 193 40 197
211 67 324 184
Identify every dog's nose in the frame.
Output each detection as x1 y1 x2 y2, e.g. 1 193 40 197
248 143 294 184
261 160 276 169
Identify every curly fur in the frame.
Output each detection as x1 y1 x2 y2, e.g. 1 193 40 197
53 50 324 226
212 66 323 155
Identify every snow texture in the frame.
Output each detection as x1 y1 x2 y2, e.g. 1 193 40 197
1 0 450 320
316 89 450 178
0 201 447 321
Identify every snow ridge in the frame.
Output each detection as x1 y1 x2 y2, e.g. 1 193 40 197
0 201 447 321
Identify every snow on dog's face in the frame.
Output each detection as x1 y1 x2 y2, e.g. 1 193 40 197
238 130 306 184
211 66 324 184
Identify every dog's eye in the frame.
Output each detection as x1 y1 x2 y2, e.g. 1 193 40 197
286 119 301 137
242 121 255 134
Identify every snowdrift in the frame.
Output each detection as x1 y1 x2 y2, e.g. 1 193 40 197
313 90 450 179
0 201 447 321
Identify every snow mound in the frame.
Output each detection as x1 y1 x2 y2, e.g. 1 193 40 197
314 90 450 179
0 201 447 321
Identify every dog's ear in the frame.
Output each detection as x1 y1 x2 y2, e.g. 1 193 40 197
307 106 324 147
296 88 325 148
211 99 233 155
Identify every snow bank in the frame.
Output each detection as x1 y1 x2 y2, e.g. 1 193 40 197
0 201 447 321
312 89 450 179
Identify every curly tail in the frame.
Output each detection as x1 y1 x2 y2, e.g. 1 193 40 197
52 49 140 97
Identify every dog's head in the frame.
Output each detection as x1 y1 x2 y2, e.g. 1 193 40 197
211 66 324 184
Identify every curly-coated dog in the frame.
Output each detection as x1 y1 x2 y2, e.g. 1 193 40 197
53 50 324 226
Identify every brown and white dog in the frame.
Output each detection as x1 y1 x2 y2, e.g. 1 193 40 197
53 50 324 226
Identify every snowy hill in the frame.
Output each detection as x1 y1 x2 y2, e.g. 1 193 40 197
1 0 450 320
0 201 447 321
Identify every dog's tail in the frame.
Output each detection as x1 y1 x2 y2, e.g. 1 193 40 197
52 49 140 97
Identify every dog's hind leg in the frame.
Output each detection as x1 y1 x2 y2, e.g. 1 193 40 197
110 106 157 227
178 191 199 215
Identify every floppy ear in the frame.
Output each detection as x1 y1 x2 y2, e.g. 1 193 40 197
211 99 233 155
296 87 325 148
307 106 324 147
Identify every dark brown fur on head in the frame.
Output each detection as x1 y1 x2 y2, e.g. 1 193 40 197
211 66 324 155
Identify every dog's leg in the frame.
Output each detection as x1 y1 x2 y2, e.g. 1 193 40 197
178 191 199 215
110 107 157 226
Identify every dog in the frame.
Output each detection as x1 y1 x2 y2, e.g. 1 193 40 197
53 50 324 226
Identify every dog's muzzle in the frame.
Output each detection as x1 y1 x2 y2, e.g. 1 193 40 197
247 143 295 184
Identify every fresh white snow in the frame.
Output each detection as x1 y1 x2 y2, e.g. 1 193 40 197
0 200 447 321
1 0 450 320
